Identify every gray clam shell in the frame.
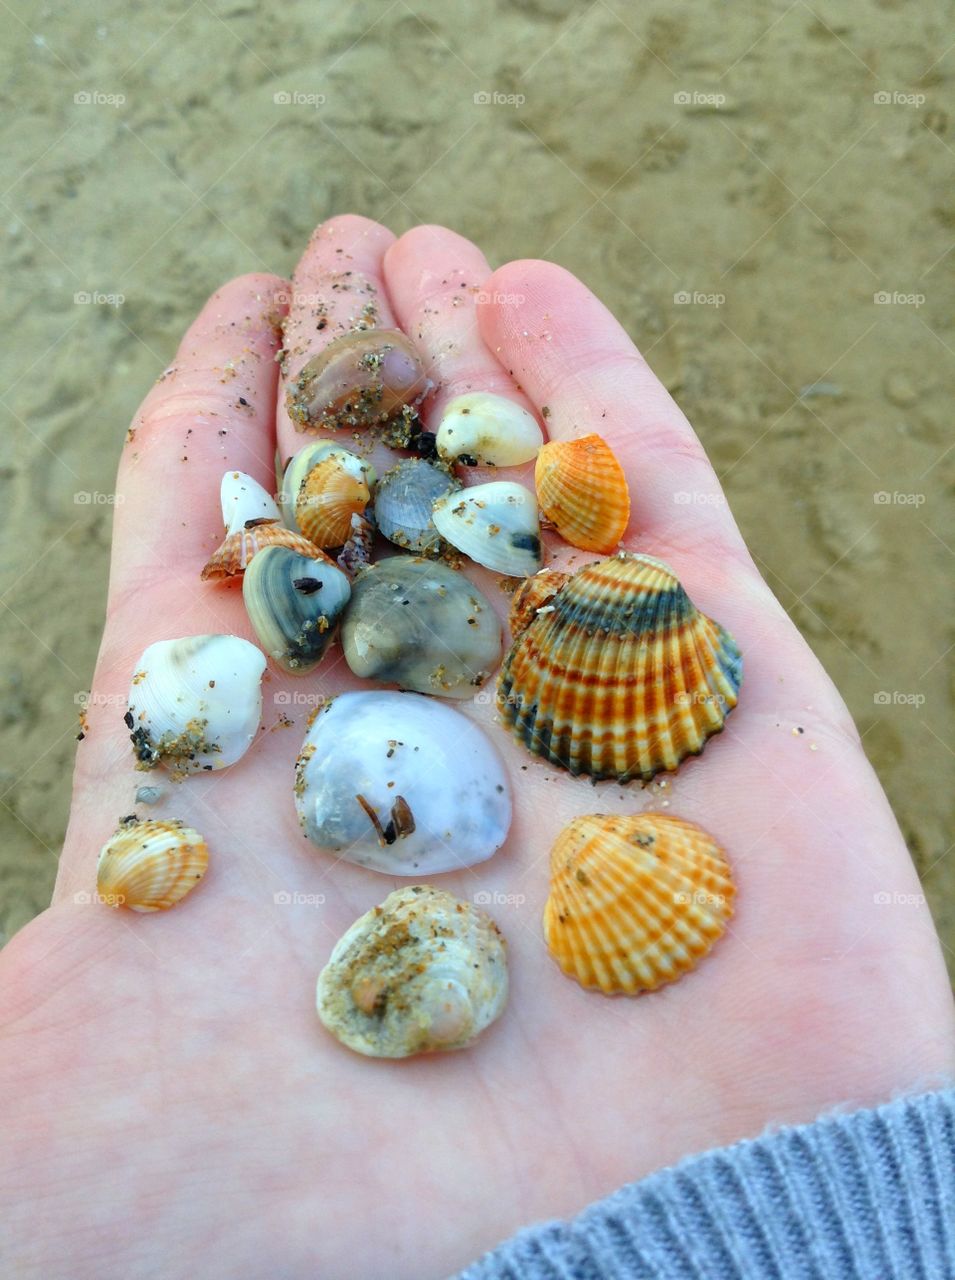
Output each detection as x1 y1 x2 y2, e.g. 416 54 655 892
372 458 459 555
341 557 502 697
294 690 512 874
243 544 351 675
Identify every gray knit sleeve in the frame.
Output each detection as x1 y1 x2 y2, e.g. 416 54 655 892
456 1089 955 1279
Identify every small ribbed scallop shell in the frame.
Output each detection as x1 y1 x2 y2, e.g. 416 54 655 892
535 434 630 553
296 453 372 549
317 885 508 1057
544 813 735 994
497 552 742 782
96 817 209 912
508 569 570 639
201 520 330 581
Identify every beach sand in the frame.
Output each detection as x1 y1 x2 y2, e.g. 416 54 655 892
1 1 952 965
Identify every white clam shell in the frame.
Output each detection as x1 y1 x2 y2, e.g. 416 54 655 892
220 471 281 536
294 691 512 874
431 480 543 577
128 635 265 774
317 885 508 1057
436 392 543 466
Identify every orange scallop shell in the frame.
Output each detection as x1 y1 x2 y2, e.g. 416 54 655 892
296 455 371 548
544 812 735 994
508 569 570 639
201 520 330 581
497 552 742 782
96 818 210 913
535 434 630 553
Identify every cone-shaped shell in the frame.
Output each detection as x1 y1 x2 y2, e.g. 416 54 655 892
508 569 570 639
497 552 742 782
296 452 372 549
317 885 508 1057
544 813 735 994
201 520 330 581
96 817 209 912
535 434 630 553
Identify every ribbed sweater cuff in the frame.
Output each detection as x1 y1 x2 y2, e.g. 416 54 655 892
457 1089 955 1279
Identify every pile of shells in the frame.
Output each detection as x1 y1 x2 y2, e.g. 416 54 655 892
96 320 745 1063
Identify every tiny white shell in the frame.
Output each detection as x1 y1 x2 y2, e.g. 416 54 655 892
431 480 543 577
220 471 281 536
436 393 543 466
294 691 512 874
128 635 265 774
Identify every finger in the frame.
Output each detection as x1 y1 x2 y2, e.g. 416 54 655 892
112 272 288 596
275 214 398 462
476 259 751 565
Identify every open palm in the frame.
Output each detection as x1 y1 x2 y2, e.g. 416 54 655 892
2 216 952 1280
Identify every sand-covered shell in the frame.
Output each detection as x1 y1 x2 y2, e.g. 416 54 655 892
543 813 735 994
341 556 502 696
96 816 209 912
508 568 571 639
436 393 543 466
243 545 351 674
294 691 511 874
535 434 630 553
431 481 542 577
295 448 375 549
373 458 459 555
497 552 742 782
201 520 329 581
127 635 265 774
316 885 508 1057
286 329 428 432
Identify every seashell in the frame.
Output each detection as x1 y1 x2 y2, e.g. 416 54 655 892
508 568 571 639
134 785 164 806
294 691 511 874
220 470 281 536
341 556 502 697
535 434 630 553
201 520 329 581
431 481 542 577
243 544 351 675
96 816 210 913
295 449 374 549
316 885 508 1057
127 635 265 774
285 329 428 432
436 392 543 466
543 813 735 994
337 511 375 575
373 458 459 556
497 552 742 782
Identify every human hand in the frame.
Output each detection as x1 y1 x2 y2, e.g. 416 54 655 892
2 215 952 1279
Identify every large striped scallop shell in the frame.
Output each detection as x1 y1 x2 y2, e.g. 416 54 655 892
96 817 209 912
497 552 742 782
201 520 330 581
535 434 630 553
543 813 735 994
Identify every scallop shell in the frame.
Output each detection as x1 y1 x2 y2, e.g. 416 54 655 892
436 393 543 466
431 481 542 577
497 552 742 782
201 520 329 581
544 813 735 994
294 691 511 874
286 329 428 432
341 556 502 697
127 635 265 774
295 450 373 549
535 434 630 553
508 568 570 639
373 458 459 555
96 816 209 912
220 470 281 535
317 885 508 1057
243 545 351 674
